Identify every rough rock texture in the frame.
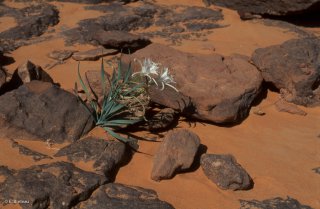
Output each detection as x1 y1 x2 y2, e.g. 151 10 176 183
0 162 107 209
93 30 151 51
10 139 52 161
239 197 313 209
14 0 138 4
252 38 320 106
0 3 59 51
124 43 263 123
151 129 200 181
0 67 5 89
275 99 307 116
64 2 223 46
72 47 118 61
77 183 174 209
203 0 320 18
0 81 94 143
143 108 178 131
201 154 253 190
55 137 128 178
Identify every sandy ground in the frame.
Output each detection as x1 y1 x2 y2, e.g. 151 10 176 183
0 0 319 209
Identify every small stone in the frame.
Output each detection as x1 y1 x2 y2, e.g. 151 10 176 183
72 47 118 61
201 154 253 190
252 107 266 116
151 129 200 181
275 99 307 116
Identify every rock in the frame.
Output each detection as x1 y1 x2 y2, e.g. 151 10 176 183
252 37 320 106
0 162 107 209
203 0 320 19
76 183 174 209
143 108 178 131
251 107 266 116
10 139 52 161
54 137 128 178
12 60 53 85
151 129 200 181
124 43 263 123
0 81 94 143
0 3 59 49
72 47 118 61
48 50 75 61
275 99 307 116
312 167 320 174
200 154 253 190
239 197 313 209
93 30 151 51
0 67 5 89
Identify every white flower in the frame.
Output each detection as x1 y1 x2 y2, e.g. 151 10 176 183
132 58 159 86
158 67 178 92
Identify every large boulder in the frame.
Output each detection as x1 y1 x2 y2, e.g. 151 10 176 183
0 162 107 209
151 129 200 181
124 43 263 123
252 37 320 106
0 81 94 143
203 0 320 19
76 183 174 209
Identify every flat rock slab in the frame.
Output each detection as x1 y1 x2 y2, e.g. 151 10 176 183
124 43 262 123
0 81 94 143
203 0 320 18
275 99 307 116
201 154 253 190
151 129 200 181
72 47 118 61
48 50 75 61
93 30 151 51
252 37 320 107
55 137 128 178
10 139 52 161
239 197 313 209
0 162 107 209
76 183 174 209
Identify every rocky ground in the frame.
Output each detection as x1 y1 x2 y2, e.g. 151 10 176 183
0 0 319 209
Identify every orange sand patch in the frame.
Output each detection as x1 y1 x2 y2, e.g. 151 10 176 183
0 16 17 33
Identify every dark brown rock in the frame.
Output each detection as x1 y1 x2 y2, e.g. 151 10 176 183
72 47 118 61
55 137 129 178
0 162 107 209
13 60 54 83
10 139 52 161
76 183 174 209
93 30 151 51
48 50 75 61
275 99 307 116
151 129 200 181
143 108 178 131
0 81 94 143
252 37 320 106
0 67 5 89
240 197 313 209
201 154 253 190
203 0 320 19
124 43 263 123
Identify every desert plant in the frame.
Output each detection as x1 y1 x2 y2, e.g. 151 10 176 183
76 58 147 144
76 56 178 146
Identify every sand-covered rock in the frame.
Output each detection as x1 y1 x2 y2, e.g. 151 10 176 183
125 43 263 123
252 37 320 107
0 81 94 143
239 197 313 209
151 129 200 181
48 50 75 61
0 162 107 209
203 0 320 19
275 99 307 116
76 183 174 209
55 137 129 178
201 154 253 190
